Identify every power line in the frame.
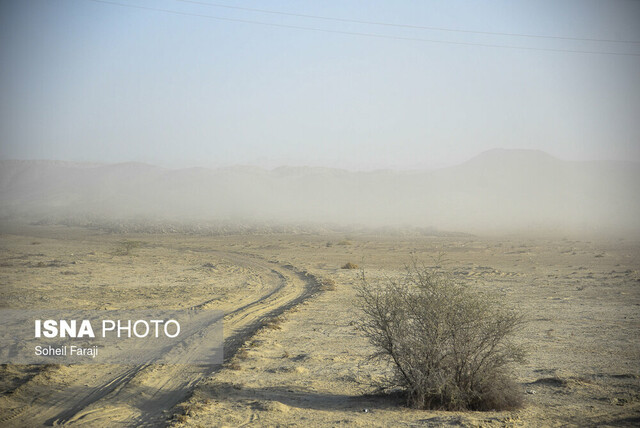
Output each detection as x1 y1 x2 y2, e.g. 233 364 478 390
173 0 640 45
87 0 640 57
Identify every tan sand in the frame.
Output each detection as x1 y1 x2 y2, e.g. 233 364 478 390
0 225 638 426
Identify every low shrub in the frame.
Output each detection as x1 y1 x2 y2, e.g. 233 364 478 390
342 262 359 270
356 262 525 411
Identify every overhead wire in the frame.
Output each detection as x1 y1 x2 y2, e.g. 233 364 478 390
87 0 640 57
173 0 640 44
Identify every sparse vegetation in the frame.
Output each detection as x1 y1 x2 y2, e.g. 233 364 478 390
356 262 525 411
264 316 285 330
226 362 242 371
172 398 212 423
235 348 249 360
342 262 359 270
111 240 143 256
320 277 337 291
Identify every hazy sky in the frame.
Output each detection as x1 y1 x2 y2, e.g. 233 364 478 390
1 0 639 170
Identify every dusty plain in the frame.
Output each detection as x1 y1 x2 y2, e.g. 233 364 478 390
0 224 639 427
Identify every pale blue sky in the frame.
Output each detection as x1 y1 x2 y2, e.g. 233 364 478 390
1 0 639 169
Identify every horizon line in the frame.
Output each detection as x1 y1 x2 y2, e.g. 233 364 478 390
1 148 638 172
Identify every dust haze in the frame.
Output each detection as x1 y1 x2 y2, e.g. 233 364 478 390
1 148 638 236
2 0 640 425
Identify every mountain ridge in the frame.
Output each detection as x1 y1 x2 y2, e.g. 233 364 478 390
1 150 638 234
1 149 638 174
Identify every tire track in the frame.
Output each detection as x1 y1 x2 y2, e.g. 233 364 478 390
3 253 321 427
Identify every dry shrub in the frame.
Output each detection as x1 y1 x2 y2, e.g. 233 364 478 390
357 262 525 411
111 240 143 256
264 316 285 330
342 262 359 270
226 362 242 371
173 413 188 423
320 277 337 291
235 348 249 360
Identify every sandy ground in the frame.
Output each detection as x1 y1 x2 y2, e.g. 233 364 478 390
0 224 639 427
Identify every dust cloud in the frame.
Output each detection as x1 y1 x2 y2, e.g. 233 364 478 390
1 149 638 236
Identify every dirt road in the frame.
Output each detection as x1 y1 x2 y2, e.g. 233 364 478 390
1 251 321 427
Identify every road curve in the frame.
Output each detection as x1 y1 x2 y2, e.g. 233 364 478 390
1 252 321 427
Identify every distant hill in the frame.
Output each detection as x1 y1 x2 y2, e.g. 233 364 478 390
1 150 638 234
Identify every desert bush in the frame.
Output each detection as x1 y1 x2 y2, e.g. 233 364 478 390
235 348 249 360
320 277 337 291
264 316 285 330
342 262 359 269
111 240 143 256
226 362 242 371
356 262 525 411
